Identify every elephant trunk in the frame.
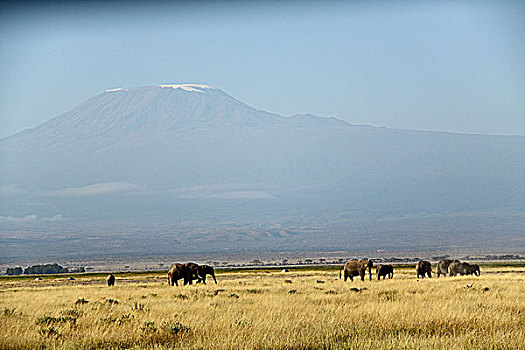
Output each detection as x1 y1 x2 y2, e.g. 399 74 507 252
212 273 217 284
339 266 343 279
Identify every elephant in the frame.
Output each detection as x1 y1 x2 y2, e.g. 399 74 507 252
197 264 217 284
466 264 481 276
436 259 456 277
107 274 115 286
416 261 432 279
182 263 218 284
339 259 373 282
167 263 199 286
376 264 394 279
182 262 203 284
449 261 472 276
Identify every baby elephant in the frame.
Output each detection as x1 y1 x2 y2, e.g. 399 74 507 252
106 274 115 286
376 264 394 280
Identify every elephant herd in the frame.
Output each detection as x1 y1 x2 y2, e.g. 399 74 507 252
167 262 217 286
105 262 217 287
414 259 481 279
339 259 394 281
436 259 480 277
339 258 481 282
105 259 480 287
417 259 480 279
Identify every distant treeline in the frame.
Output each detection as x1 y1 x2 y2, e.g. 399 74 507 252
6 263 85 275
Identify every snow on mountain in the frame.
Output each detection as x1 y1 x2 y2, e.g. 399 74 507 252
159 84 214 92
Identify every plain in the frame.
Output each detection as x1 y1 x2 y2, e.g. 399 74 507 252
0 264 524 349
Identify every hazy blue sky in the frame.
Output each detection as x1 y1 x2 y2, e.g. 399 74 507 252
1 0 524 137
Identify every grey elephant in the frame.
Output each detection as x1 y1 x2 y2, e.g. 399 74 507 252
416 261 432 279
182 262 218 284
376 264 394 279
197 264 217 284
449 261 471 276
436 259 456 277
466 264 481 276
167 263 199 286
106 274 115 286
182 262 203 284
339 259 373 282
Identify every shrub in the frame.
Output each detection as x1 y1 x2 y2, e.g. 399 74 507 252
75 298 89 306
131 301 148 312
35 315 76 325
140 321 157 333
3 307 17 316
60 309 82 317
101 314 134 325
38 326 61 340
161 321 190 335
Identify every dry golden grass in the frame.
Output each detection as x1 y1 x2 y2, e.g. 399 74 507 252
0 266 524 349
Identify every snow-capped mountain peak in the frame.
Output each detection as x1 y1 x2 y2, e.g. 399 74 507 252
159 84 214 93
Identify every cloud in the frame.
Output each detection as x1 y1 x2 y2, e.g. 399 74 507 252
0 182 273 199
41 214 65 222
49 182 140 197
0 214 38 223
207 191 274 199
172 183 274 199
0 185 29 195
0 182 140 198
0 214 65 223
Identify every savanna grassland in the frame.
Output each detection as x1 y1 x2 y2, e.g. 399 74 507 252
0 265 524 349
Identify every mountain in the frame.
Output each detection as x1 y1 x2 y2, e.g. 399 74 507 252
1 84 524 258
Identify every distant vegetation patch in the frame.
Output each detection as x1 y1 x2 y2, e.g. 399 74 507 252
6 263 85 275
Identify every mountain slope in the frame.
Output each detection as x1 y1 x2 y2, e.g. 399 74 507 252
1 84 524 241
